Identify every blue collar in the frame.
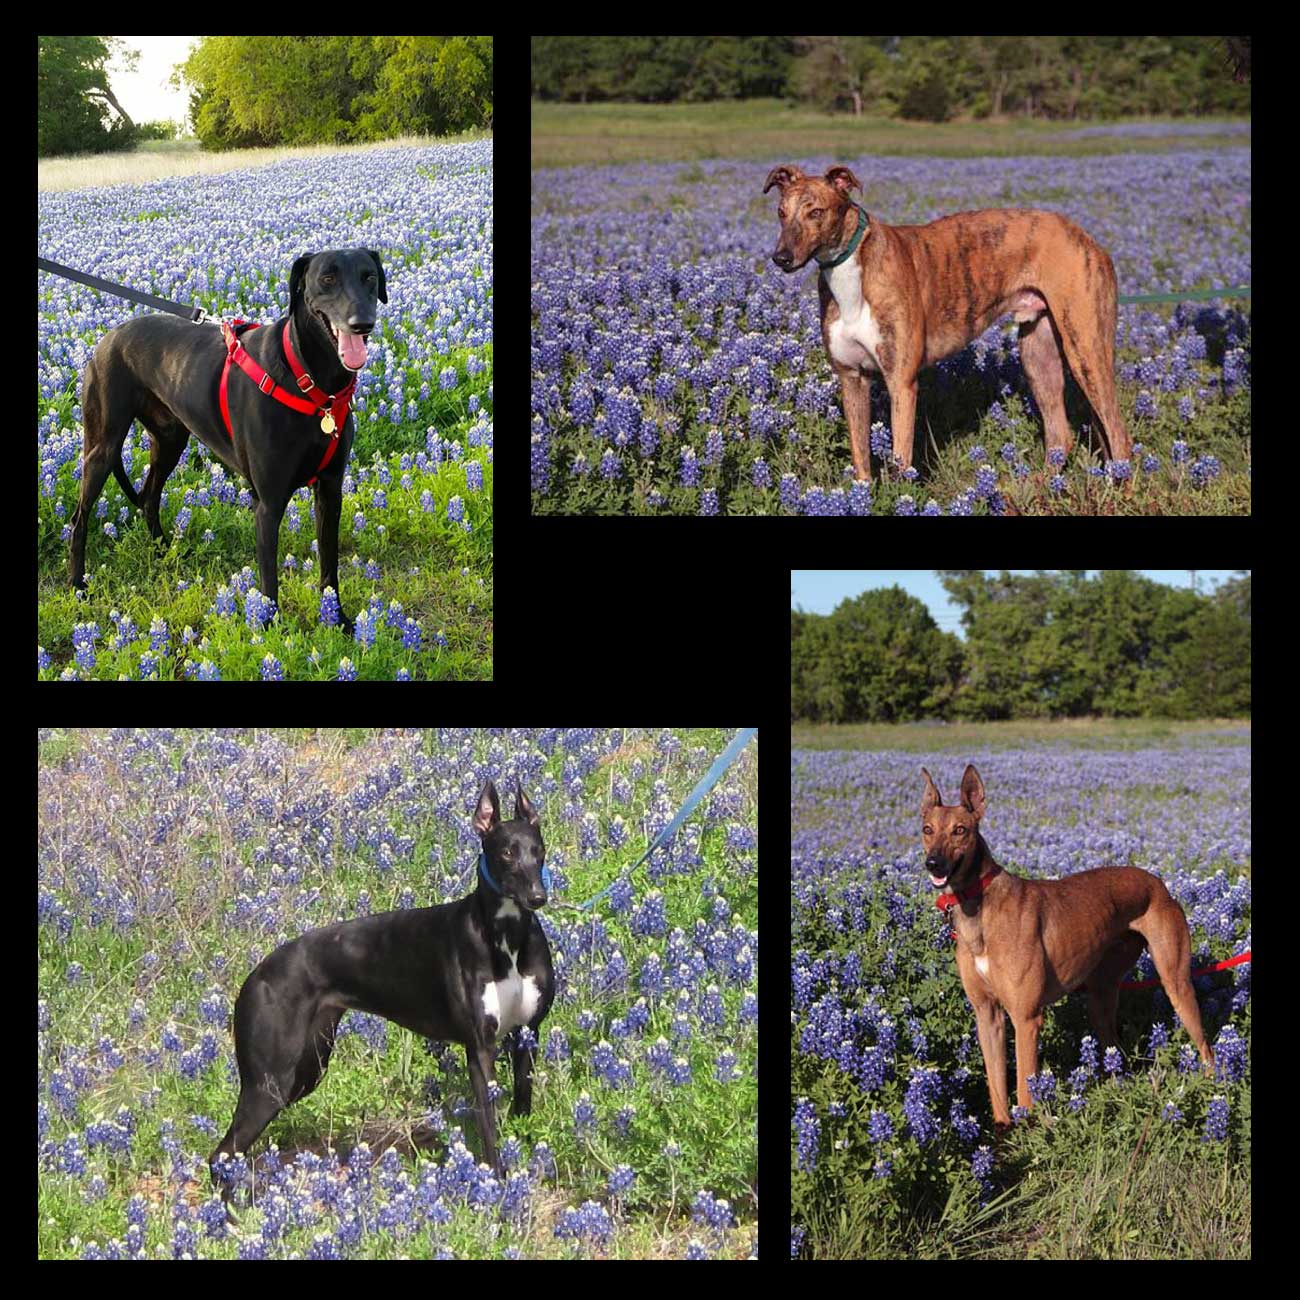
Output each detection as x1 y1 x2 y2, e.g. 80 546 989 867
478 851 552 895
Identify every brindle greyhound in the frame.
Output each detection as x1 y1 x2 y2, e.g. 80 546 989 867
921 765 1214 1129
764 165 1133 480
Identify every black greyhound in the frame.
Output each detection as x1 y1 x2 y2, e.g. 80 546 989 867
210 781 555 1208
69 248 387 632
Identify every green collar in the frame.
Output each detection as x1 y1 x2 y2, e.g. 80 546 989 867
815 202 869 269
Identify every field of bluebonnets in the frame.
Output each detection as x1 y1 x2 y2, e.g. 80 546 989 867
39 140 493 680
791 744 1250 1256
532 146 1250 515
38 728 757 1259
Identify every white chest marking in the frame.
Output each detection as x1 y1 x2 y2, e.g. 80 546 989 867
481 941 542 1037
822 259 883 371
974 954 991 982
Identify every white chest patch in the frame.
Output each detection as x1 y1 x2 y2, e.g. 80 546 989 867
822 259 883 371
481 941 542 1037
974 954 991 982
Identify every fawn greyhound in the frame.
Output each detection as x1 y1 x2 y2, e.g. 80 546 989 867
210 780 554 1207
921 765 1214 1128
764 165 1133 480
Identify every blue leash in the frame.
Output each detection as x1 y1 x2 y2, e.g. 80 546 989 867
475 728 756 909
572 727 757 912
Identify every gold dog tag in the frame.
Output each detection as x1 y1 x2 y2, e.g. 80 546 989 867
320 412 336 435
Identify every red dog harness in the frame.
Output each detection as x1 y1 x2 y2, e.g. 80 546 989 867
219 319 355 486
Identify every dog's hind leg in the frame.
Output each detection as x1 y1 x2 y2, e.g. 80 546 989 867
1018 310 1073 460
69 356 132 588
133 405 192 541
1081 932 1145 1050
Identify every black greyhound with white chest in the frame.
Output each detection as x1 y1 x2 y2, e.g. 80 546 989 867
210 780 554 1206
70 248 386 632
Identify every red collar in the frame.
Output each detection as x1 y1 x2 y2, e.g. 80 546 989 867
933 864 1001 912
218 319 356 485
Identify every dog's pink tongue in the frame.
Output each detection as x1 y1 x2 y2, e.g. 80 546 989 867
338 329 368 370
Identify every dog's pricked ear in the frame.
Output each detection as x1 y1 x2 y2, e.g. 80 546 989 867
959 764 985 821
515 785 540 826
763 164 805 194
921 767 942 814
473 780 501 836
824 166 862 195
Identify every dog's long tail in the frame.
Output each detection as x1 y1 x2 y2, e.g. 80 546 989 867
111 453 142 507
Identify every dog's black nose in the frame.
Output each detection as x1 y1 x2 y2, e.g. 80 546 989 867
772 250 793 270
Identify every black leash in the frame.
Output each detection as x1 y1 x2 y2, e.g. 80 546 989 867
38 256 210 323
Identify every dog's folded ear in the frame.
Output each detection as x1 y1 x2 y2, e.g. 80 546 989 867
824 165 862 195
762 164 805 194
364 249 388 303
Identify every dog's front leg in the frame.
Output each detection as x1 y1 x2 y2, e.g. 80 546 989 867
958 945 1013 1127
1010 1012 1043 1114
509 1032 537 1116
887 376 919 473
312 475 352 632
972 997 1012 1128
834 364 873 481
465 1040 501 1173
253 495 289 619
